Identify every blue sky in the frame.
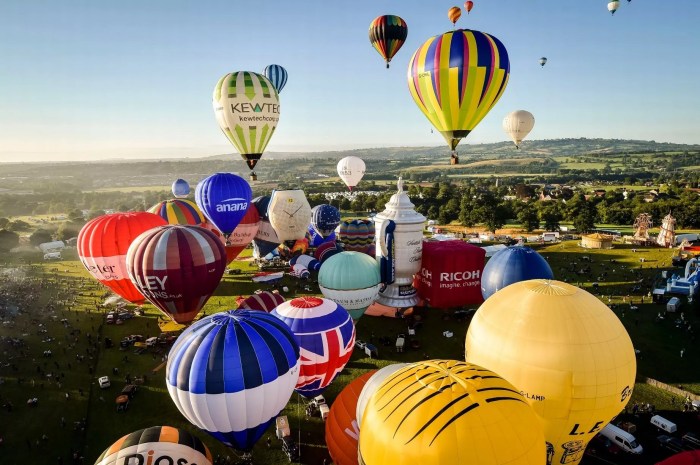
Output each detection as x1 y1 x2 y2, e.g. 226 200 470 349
1 0 698 162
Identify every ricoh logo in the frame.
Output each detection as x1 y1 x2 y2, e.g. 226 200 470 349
121 449 199 465
216 199 248 213
440 270 480 282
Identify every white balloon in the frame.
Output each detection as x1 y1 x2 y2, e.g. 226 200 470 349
268 189 312 242
356 363 409 428
337 156 366 190
503 110 535 148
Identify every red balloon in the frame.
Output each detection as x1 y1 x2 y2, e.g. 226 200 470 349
465 1 474 13
236 291 285 312
126 225 226 324
201 206 260 264
657 451 700 465
78 212 168 305
325 371 375 465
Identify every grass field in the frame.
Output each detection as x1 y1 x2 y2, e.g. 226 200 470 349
1 238 698 465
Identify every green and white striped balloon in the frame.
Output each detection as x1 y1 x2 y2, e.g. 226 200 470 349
213 71 281 171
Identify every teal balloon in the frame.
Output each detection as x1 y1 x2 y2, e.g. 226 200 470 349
318 251 381 320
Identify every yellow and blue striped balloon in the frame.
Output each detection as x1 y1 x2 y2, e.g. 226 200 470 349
407 29 510 151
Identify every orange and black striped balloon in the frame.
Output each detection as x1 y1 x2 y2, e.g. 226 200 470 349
368 15 408 68
358 360 545 465
94 426 213 465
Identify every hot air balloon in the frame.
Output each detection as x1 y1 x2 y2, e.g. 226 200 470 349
271 297 355 397
78 212 168 305
126 225 227 324
263 64 288 93
539 57 548 67
94 426 213 465
337 156 366 191
311 204 341 238
407 29 509 163
465 1 474 13
315 240 344 264
236 290 285 312
414 240 485 308
171 179 190 198
503 110 535 149
250 196 279 257
290 253 321 271
318 252 381 320
166 311 300 453
480 245 553 300
368 15 408 69
447 6 462 25
307 225 336 248
338 219 375 255
465 280 637 465
195 172 252 242
358 360 546 465
325 371 375 465
213 72 280 180
355 363 409 428
608 0 620 14
225 205 260 262
268 189 312 243
658 451 700 465
148 199 205 225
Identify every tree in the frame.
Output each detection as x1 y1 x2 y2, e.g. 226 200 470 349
7 220 31 232
517 206 539 232
573 211 595 233
0 229 19 252
539 204 563 232
29 229 54 246
56 222 81 241
0 218 9 229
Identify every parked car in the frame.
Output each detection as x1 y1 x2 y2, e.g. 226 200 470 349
657 435 684 453
98 376 111 389
682 432 700 449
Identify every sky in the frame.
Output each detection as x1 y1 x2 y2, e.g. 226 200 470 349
1 0 699 163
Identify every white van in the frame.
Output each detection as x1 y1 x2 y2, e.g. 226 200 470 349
650 415 677 433
145 337 158 347
600 424 643 454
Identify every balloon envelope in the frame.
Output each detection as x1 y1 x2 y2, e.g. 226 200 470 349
338 219 375 255
503 110 535 148
148 199 205 225
318 251 381 320
465 280 636 465
307 225 336 247
481 245 553 300
608 1 620 14
94 426 213 465
78 212 168 305
126 225 226 324
407 29 510 152
263 64 288 93
226 205 261 261
414 240 485 308
356 363 409 428
447 6 462 24
337 156 366 190
166 311 300 452
315 240 344 263
171 179 190 198
213 72 280 171
539 57 548 66
358 360 546 465
368 15 408 68
271 297 355 397
325 371 375 465
465 1 474 13
311 204 341 237
236 291 285 312
195 172 252 238
268 189 312 242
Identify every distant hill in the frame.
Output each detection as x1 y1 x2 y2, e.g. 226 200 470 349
1 138 699 192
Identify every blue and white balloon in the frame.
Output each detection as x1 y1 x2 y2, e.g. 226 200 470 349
263 64 288 93
172 178 190 198
195 173 252 239
311 204 341 238
166 310 300 452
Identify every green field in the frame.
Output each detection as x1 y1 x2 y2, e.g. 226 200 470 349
0 238 698 465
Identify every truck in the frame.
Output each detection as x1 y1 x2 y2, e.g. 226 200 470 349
312 395 330 421
599 424 643 454
650 415 677 433
667 297 681 313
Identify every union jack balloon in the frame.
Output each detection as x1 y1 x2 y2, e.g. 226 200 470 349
272 297 355 397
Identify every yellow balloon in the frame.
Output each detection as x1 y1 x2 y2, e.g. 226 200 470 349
358 360 545 465
465 280 636 465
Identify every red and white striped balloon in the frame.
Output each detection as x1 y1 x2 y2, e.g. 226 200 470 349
126 225 226 324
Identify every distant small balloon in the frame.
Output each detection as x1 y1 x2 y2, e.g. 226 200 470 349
171 179 190 198
539 57 548 67
447 6 462 25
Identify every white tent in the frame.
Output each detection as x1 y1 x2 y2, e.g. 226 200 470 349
481 244 507 258
38 241 65 252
